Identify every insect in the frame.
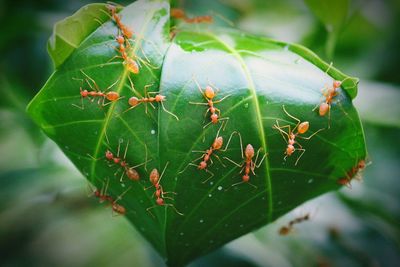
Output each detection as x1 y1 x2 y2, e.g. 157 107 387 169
190 78 230 128
279 213 310 235
223 132 267 189
110 34 140 74
146 162 183 217
179 122 236 183
105 139 150 182
92 179 131 216
337 159 369 188
170 8 213 24
314 78 353 128
123 81 179 120
273 105 324 165
107 4 133 39
72 70 121 109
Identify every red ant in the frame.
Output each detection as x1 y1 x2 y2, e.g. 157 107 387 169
273 105 324 165
190 78 230 128
72 70 121 109
170 8 213 24
314 77 354 128
223 132 267 189
179 122 236 183
145 162 184 217
107 4 133 39
122 81 179 120
104 139 150 182
279 213 310 235
92 179 131 216
337 159 369 188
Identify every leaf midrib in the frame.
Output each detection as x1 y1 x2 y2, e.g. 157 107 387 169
204 33 273 221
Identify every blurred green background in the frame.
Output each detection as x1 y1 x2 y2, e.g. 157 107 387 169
1 0 399 266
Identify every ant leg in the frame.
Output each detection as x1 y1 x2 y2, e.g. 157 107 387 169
254 148 267 168
298 128 325 140
158 162 169 184
80 70 99 91
294 148 306 166
223 156 243 168
213 154 226 167
127 75 143 98
189 101 209 106
146 206 157 218
325 62 333 73
220 131 238 152
164 203 184 216
178 163 199 174
213 94 232 104
192 76 208 101
282 105 301 132
201 169 214 183
273 120 290 142
161 102 179 121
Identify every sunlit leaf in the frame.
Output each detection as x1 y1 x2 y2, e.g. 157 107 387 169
27 0 367 265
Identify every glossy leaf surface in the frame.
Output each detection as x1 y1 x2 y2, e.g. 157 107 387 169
27 1 367 266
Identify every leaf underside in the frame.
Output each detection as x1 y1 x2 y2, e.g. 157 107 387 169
27 0 367 266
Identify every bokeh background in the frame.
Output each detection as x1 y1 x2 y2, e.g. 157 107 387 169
1 0 399 266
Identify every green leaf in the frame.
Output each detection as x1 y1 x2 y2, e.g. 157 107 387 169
27 0 367 266
47 3 115 68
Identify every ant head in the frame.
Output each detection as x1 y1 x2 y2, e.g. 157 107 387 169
105 150 114 160
127 168 140 181
128 96 139 107
80 89 89 97
156 197 164 206
337 178 351 188
150 168 160 184
242 174 250 182
116 35 125 44
107 4 117 14
204 86 215 99
333 80 342 88
211 113 218 123
198 161 207 170
245 144 254 159
155 95 166 102
297 121 309 134
113 157 120 164
213 136 223 150
106 91 120 101
357 160 366 170
319 102 330 116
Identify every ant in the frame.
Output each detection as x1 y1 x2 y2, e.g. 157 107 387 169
72 70 121 109
273 105 324 165
170 8 213 24
179 122 236 183
105 139 151 182
146 162 184 217
223 132 267 189
92 179 131 216
107 4 133 39
190 78 230 128
337 159 369 188
123 81 179 120
314 77 354 128
279 213 310 235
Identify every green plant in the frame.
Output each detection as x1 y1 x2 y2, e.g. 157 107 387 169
26 0 366 265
